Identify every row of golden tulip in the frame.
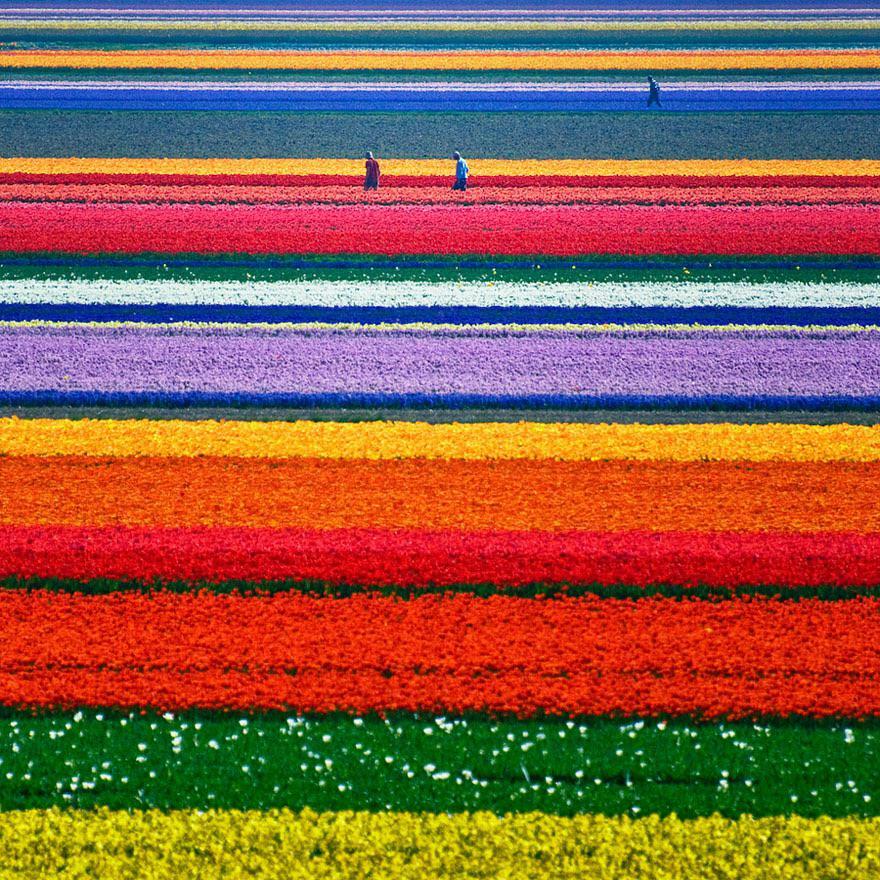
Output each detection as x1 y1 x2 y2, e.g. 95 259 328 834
3 158 880 177
1 809 877 879
3 49 880 70
4 417 880 461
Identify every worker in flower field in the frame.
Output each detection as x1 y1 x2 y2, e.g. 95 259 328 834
647 76 662 108
452 151 469 192
364 152 380 191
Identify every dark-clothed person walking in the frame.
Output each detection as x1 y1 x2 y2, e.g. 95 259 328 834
647 76 662 108
452 151 469 191
364 152 380 190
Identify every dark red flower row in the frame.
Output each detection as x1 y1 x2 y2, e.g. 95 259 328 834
2 526 880 587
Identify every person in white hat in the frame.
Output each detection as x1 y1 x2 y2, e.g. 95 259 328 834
364 151 380 190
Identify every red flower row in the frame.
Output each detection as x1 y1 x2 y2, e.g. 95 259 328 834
1 173 877 189
2 185 875 207
0 591 877 716
2 203 879 255
2 526 880 587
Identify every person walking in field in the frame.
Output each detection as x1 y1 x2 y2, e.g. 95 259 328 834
647 76 662 108
364 151 380 190
452 151 469 191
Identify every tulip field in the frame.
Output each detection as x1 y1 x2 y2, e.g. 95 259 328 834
3 1 880 877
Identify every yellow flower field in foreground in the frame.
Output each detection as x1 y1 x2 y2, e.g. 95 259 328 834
0 809 877 880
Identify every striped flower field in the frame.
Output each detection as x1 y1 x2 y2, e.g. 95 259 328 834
3 1 880 878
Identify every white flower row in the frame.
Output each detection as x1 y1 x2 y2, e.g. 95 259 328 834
2 279 880 308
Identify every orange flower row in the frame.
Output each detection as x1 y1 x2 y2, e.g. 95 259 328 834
2 456 879 532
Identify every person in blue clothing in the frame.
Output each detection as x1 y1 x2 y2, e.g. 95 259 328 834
452 151 469 191
647 75 662 108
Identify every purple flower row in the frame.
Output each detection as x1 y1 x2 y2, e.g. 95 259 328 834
2 325 878 398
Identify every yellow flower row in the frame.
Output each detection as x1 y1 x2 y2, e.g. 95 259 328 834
5 320 875 333
3 49 879 70
5 18 880 31
5 417 880 461
0 809 877 880
4 157 880 177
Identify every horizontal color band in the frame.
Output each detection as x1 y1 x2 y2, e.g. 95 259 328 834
0 591 877 715
7 184 880 207
5 85 879 111
4 49 880 70
9 391 880 409
5 174 879 189
0 6 872 19
1 457 878 531
3 278 879 308
2 158 878 176
4 810 880 878
3 112 868 163
6 576 880 600
3 321 875 332
2 203 878 255
0 711 875 816
11 83 880 93
5 305 880 326
3 261 879 284
5 305 880 327
5 419 880 461
1 527 878 587
0 324 878 403
8 17 880 29
8 320 870 332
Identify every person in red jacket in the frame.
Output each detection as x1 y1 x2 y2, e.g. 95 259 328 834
364 152 380 190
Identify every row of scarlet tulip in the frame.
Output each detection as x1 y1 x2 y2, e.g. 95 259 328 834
0 591 878 716
2 203 880 255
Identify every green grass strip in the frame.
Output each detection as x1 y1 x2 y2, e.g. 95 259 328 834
3 110 874 160
5 28 880 50
0 709 876 816
3 575 880 601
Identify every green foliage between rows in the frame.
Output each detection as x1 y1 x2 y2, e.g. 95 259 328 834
0 710 876 817
1 576 877 600
2 110 875 160
2 256 878 285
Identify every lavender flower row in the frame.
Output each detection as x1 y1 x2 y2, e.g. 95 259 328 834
2 324 879 399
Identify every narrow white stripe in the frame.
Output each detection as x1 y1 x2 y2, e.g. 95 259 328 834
2 279 880 309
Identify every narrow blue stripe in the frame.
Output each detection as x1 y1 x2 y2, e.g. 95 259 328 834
4 88 878 112
2 391 880 411
4 303 880 326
